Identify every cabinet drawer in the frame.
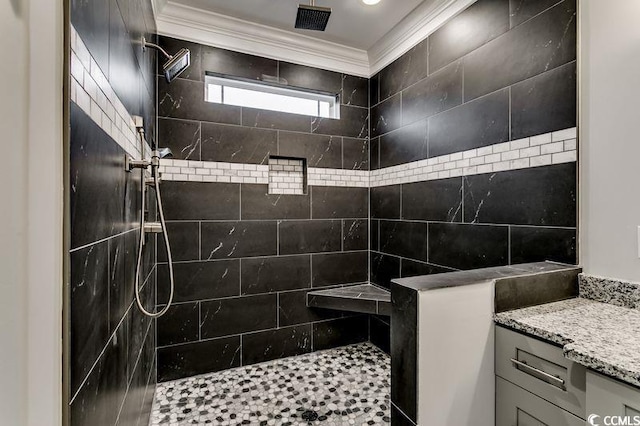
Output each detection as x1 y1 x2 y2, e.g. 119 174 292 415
496 326 586 419
497 377 584 426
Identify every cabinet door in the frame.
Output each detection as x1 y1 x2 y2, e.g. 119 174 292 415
587 371 640 421
496 377 584 426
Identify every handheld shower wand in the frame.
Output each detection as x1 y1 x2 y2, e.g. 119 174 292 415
127 121 175 318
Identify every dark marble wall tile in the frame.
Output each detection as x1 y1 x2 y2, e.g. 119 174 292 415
401 60 463 126
343 219 368 251
371 186 401 219
342 74 369 108
200 122 277 164
310 186 368 219
279 220 342 255
429 0 510 74
70 104 126 249
201 221 277 259
241 107 312 133
370 137 380 170
202 45 278 81
70 2 157 424
371 93 402 138
391 283 418 422
311 105 369 139
157 260 240 303
511 60 577 139
158 37 203 81
157 118 201 161
109 0 140 116
278 288 344 327
157 336 241 382
400 259 456 278
463 163 577 227
200 294 277 338
71 0 110 78
379 120 428 168
380 221 428 262
312 316 368 351
311 252 369 287
509 0 560 28
278 132 342 168
463 0 576 100
371 220 380 251
370 315 391 354
241 255 311 294
510 226 577 265
242 325 312 365
108 232 134 332
369 73 380 106
428 223 509 270
391 404 417 426
241 184 311 221
69 322 128 426
70 241 110 396
279 62 342 93
161 181 240 221
158 222 200 262
379 38 429 100
342 138 369 170
370 252 401 289
157 302 199 346
402 178 463 222
428 89 510 157
159 78 241 124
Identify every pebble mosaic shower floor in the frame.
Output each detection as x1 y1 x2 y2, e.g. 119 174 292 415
150 343 391 425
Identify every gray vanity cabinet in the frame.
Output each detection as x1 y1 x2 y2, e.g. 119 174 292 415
496 377 584 426
587 371 640 421
495 326 586 426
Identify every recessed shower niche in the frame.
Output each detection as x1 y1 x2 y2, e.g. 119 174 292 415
268 156 307 195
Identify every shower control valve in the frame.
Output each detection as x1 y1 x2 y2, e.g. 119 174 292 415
125 155 151 172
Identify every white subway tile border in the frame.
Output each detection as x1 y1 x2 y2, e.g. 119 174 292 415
369 128 577 187
69 25 149 160
158 127 576 188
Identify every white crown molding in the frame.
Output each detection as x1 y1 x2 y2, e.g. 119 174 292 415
156 1 371 77
155 0 476 77
368 0 477 75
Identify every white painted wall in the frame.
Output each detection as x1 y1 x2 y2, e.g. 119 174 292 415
417 282 495 426
0 0 63 425
580 0 640 282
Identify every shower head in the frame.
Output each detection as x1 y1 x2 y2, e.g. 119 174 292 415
295 2 332 31
162 48 191 83
141 37 191 83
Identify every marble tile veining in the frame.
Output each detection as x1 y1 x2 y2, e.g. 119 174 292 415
495 298 640 387
150 343 391 425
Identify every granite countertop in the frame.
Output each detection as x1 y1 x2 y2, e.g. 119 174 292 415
495 297 640 387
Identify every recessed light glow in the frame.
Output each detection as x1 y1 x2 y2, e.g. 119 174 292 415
362 0 381 5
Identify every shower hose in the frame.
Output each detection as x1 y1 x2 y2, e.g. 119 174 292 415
134 132 174 318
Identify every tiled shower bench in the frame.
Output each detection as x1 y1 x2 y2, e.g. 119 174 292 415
306 283 391 315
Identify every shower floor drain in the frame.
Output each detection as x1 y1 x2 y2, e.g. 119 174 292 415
150 343 391 425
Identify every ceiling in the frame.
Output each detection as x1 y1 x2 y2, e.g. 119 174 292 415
165 0 428 50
